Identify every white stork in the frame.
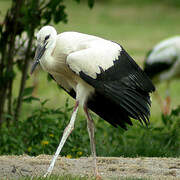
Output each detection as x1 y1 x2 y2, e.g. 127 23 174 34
144 36 180 114
31 25 155 178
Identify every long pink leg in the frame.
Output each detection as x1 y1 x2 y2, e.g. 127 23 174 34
154 91 164 113
164 82 171 115
84 106 101 179
164 95 171 115
44 101 79 177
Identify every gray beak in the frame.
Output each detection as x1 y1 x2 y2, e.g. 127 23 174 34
30 44 46 74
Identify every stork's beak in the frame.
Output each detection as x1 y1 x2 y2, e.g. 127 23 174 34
30 43 46 75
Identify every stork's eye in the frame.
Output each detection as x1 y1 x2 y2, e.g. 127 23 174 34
45 35 50 41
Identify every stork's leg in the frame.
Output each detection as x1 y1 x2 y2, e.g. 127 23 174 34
44 101 79 177
154 91 164 113
164 82 171 115
84 105 101 179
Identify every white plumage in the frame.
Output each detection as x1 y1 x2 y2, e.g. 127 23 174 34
31 25 155 177
144 36 180 114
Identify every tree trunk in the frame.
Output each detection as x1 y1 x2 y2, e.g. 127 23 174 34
0 0 24 125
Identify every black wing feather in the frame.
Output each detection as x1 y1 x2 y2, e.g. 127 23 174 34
79 48 155 129
87 91 133 129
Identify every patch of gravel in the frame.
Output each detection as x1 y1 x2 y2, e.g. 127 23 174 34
0 155 180 179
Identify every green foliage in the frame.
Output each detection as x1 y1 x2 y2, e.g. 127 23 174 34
74 0 95 8
0 98 180 158
18 174 95 180
98 0 180 7
0 0 95 125
96 106 180 157
18 174 147 180
0 0 180 160
0 98 88 157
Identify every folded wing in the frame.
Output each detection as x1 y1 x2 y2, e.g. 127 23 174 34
67 43 155 128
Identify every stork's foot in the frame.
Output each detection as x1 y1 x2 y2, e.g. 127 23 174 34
94 168 102 180
43 166 53 178
163 107 170 115
43 155 58 178
95 174 102 180
94 159 102 180
43 172 49 178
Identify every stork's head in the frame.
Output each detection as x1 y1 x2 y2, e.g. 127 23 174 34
31 25 57 74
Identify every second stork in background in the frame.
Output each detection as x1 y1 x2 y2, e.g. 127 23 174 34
144 36 180 115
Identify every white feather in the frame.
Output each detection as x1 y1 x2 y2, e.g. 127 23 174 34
38 30 122 91
66 39 121 79
147 36 180 64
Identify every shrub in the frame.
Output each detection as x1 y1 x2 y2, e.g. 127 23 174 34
0 98 179 158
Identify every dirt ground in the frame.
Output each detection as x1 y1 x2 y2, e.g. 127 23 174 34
0 155 180 179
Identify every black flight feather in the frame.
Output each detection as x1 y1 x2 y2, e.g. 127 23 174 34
48 74 133 129
79 47 155 128
87 91 133 129
48 47 155 130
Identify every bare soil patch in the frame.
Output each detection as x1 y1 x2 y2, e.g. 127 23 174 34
0 155 180 179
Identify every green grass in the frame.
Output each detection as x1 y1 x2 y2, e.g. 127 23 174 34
18 174 148 180
0 0 180 161
18 175 94 180
0 1 180 179
1 0 179 120
27 1 180 120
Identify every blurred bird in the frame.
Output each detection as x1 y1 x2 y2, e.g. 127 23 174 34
15 32 39 96
31 25 155 178
144 36 180 115
15 32 35 59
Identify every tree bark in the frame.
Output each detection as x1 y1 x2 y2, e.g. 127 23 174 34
0 0 24 124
